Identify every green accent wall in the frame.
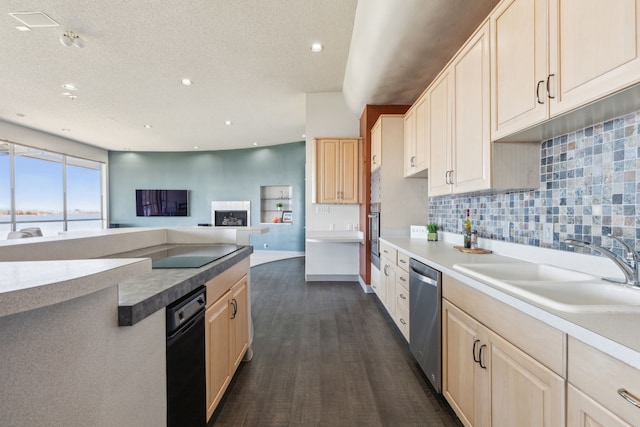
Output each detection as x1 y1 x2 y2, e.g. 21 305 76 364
108 141 305 251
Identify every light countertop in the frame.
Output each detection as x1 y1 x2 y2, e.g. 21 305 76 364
0 258 151 318
381 236 640 370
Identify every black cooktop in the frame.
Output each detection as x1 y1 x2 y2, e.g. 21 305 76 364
150 244 242 269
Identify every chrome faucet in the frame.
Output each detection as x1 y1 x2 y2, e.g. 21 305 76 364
564 234 640 288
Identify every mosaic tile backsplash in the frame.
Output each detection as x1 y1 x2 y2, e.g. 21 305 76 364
428 109 640 257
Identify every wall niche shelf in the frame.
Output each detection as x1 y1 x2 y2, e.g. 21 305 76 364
260 185 293 224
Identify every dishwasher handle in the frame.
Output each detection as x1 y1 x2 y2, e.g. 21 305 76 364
411 269 438 287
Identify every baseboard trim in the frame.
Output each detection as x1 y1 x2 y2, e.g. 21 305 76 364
305 274 360 282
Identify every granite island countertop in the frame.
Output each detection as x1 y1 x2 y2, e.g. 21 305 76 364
0 258 151 318
381 236 640 370
114 244 253 326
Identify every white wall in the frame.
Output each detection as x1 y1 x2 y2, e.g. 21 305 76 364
0 119 108 163
304 92 361 232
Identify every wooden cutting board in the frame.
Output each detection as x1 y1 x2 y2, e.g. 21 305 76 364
453 245 492 254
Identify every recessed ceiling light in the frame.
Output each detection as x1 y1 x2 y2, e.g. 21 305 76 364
144 124 152 129
15 26 30 32
224 120 232 126
61 128 71 132
310 43 323 52
253 142 259 146
62 84 78 91
16 113 25 118
302 134 306 138
193 145 200 150
181 78 193 86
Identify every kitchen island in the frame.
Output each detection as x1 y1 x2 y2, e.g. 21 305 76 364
0 227 262 427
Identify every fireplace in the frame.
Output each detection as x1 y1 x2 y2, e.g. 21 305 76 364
211 201 250 227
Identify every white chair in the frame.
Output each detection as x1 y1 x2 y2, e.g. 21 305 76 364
7 231 30 239
20 227 43 237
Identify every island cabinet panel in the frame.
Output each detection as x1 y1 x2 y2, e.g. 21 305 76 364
204 257 250 421
205 291 232 417
230 275 249 372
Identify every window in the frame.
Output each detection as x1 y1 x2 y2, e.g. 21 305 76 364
0 141 105 239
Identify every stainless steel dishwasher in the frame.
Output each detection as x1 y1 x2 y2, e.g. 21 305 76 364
409 258 442 392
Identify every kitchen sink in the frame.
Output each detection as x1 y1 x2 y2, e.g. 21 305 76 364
453 263 640 313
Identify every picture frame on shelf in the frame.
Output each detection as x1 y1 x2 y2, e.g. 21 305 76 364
281 210 293 223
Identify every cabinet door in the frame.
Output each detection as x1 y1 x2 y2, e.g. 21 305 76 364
372 120 382 171
453 21 491 194
403 107 416 176
339 138 360 204
229 275 248 373
206 291 232 419
414 95 428 173
567 384 633 427
382 261 396 315
549 0 640 116
428 70 453 196
489 330 565 427
442 300 487 427
316 139 341 203
491 0 548 139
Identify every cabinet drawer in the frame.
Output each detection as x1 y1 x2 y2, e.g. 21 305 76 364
206 257 250 307
568 337 640 425
395 278 409 311
380 242 397 262
395 302 410 342
396 251 410 272
396 270 409 293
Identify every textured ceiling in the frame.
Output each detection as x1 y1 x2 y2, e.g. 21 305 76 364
0 0 498 152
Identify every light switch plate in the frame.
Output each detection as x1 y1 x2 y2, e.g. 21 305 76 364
410 225 428 239
543 223 554 244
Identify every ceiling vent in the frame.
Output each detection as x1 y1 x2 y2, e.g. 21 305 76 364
9 12 60 28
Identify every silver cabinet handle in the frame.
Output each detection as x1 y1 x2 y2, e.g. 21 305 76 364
445 170 451 184
536 80 545 104
399 293 407 300
448 170 454 184
400 276 406 282
399 318 407 325
372 154 377 165
410 155 416 168
399 259 407 264
547 74 555 99
618 389 640 408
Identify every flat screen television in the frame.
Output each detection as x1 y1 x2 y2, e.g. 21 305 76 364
136 189 189 217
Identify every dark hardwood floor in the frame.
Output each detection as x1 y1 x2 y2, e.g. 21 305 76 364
209 257 462 427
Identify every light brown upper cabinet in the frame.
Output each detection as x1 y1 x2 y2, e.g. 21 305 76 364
371 120 382 172
403 96 428 178
492 0 640 140
315 138 360 204
430 20 539 197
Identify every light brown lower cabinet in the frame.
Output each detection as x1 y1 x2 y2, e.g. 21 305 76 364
204 259 250 420
567 384 633 427
442 299 565 427
568 337 640 426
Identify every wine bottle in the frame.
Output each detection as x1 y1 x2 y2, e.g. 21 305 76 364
463 209 471 248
